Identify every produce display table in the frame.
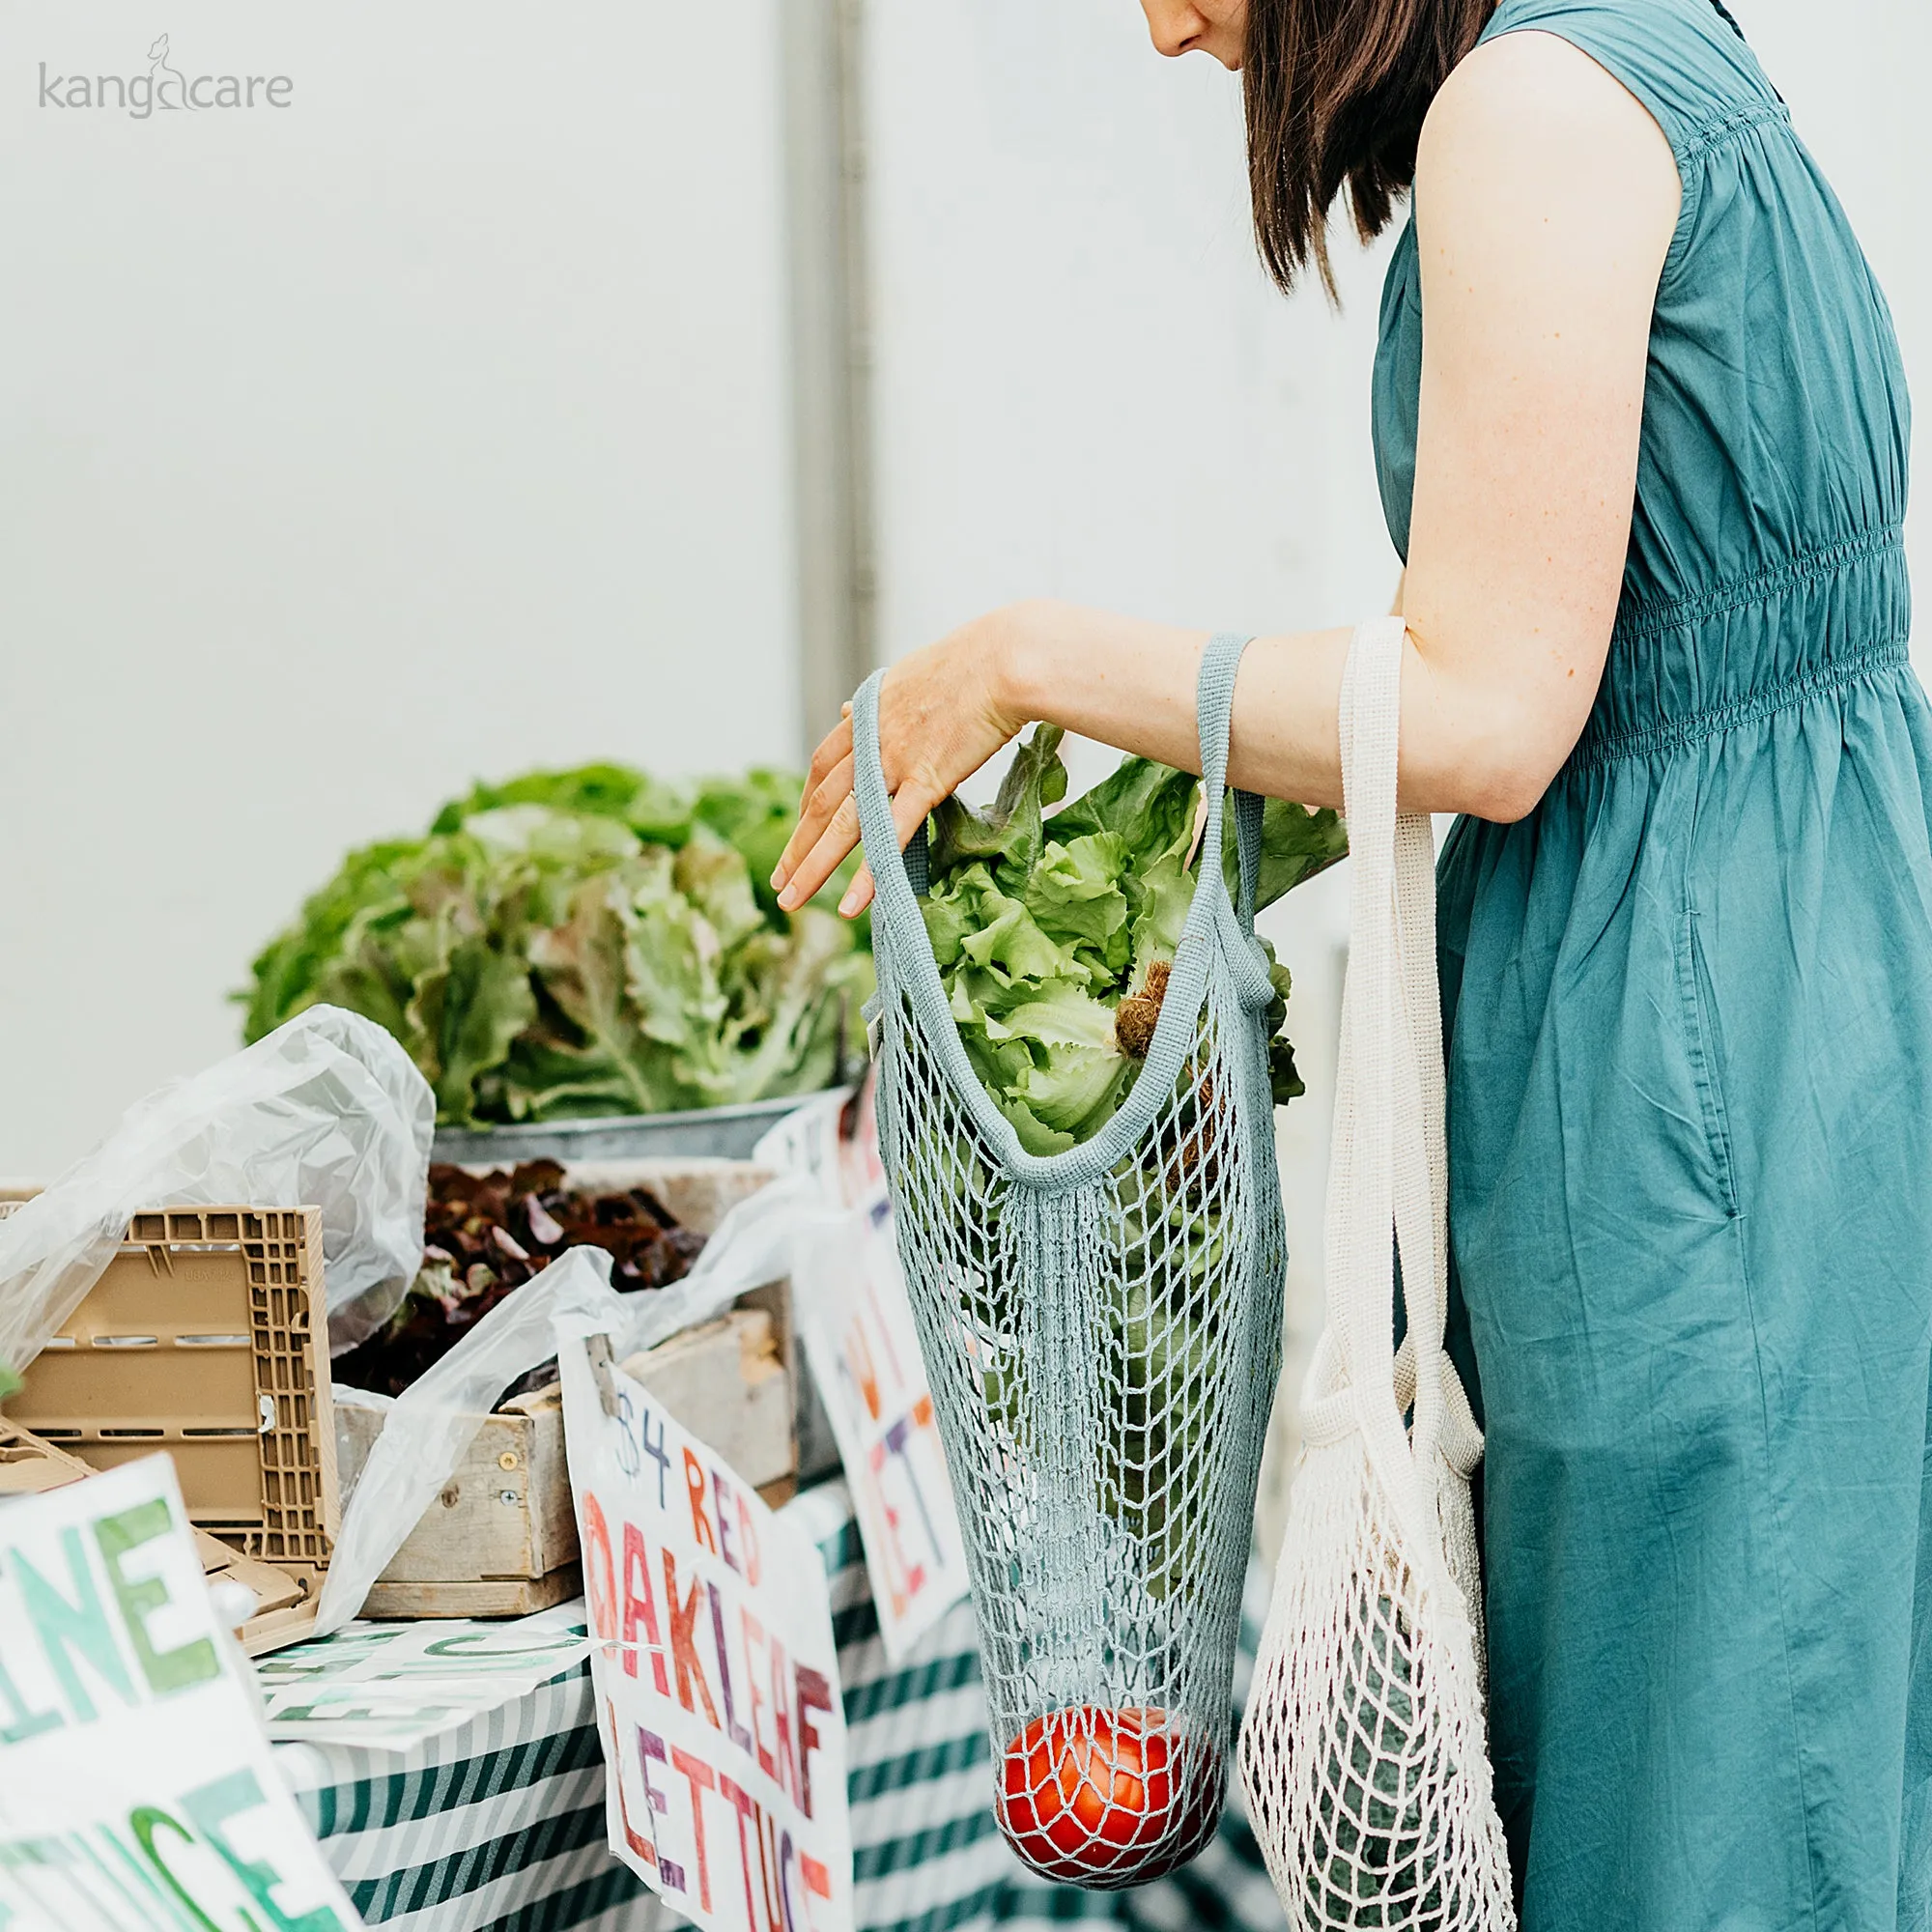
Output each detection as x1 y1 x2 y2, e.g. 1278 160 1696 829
271 1482 1285 1932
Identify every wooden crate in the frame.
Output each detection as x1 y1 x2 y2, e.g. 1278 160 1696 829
334 1387 578 1619
335 1159 798 1619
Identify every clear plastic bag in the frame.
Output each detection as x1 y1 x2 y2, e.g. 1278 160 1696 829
0 1006 434 1370
316 1173 825 1634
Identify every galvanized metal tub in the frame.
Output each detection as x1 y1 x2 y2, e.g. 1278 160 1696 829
430 1091 846 1166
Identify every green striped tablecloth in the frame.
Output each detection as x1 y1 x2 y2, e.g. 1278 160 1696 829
272 1481 1286 1932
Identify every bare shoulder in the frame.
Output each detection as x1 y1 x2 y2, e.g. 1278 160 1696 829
1425 27 1676 161
1414 29 1680 309
1418 29 1680 248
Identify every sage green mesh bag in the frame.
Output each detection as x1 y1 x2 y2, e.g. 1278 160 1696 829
852 633 1288 1888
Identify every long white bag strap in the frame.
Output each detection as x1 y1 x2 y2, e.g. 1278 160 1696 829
1324 617 1477 1552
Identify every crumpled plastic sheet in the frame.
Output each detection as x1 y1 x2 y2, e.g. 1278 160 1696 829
314 1172 833 1634
0 1006 434 1372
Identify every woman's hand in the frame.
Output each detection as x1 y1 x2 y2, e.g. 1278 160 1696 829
774 605 1032 918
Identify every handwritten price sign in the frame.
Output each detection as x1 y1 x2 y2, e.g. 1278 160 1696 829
559 1334 854 1932
794 1210 969 1659
763 1079 971 1660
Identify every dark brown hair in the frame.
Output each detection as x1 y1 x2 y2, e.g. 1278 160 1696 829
1244 0 1492 296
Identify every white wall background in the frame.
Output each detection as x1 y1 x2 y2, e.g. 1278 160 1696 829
866 1 1402 687
0 0 800 1174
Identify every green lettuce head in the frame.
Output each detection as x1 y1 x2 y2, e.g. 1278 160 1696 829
241 764 872 1126
917 727 1344 1149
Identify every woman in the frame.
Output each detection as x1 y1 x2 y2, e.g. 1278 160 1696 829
777 0 1924 1919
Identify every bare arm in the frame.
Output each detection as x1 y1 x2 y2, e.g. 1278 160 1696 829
776 30 1679 915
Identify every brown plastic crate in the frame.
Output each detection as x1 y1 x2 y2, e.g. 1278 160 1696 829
9 1207 339 1605
0 1415 318 1655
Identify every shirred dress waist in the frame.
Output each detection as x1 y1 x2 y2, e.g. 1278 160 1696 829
1568 522 1911 768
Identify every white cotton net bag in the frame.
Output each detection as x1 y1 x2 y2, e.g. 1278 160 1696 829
1237 616 1516 1930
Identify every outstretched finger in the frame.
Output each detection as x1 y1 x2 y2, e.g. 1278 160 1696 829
799 710 854 811
778 793 863 913
839 862 876 918
775 750 856 898
776 717 855 882
837 780 939 918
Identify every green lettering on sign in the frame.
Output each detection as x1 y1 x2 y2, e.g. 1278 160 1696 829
13 1524 134 1720
130 1807 227 1931
94 1500 218 1696
0 1551 64 1742
185 1770 345 1931
0 1645 62 1746
88 1817 206 1931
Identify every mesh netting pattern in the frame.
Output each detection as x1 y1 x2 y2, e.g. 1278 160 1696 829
1238 1336 1501 1928
852 635 1290 1888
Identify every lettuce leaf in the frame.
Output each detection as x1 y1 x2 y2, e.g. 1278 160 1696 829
1023 833 1131 974
431 763 693 844
922 728 1344 1149
1243 796 1349 914
927 724 1067 885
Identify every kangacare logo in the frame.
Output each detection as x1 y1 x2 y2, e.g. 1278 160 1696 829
39 35 294 118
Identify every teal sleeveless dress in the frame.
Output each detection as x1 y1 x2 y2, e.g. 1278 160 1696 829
1372 0 1928 1921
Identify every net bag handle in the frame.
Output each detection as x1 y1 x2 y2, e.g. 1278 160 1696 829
1326 616 1479 1551
1195 632 1267 936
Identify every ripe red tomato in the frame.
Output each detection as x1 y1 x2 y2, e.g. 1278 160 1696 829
998 1705 1175 1877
